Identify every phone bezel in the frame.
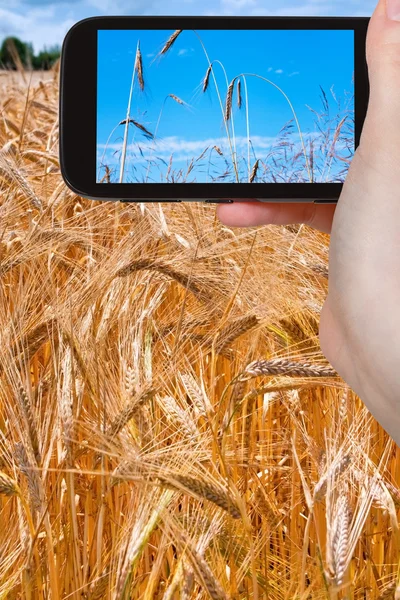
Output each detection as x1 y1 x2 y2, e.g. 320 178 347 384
59 16 370 202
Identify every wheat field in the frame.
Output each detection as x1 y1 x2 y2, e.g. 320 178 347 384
0 62 400 600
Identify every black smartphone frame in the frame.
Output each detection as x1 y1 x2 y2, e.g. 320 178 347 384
59 16 370 203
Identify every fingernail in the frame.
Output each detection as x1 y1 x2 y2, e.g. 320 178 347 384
387 0 400 21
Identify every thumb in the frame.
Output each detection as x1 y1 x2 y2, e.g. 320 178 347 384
361 0 400 158
325 0 400 334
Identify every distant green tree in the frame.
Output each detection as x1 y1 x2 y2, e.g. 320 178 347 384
0 36 30 69
0 37 61 70
31 44 61 70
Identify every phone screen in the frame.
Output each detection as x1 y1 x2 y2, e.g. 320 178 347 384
97 29 354 185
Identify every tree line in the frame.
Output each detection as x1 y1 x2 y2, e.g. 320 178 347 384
0 37 61 70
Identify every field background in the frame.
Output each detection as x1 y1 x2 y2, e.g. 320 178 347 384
1 59 400 600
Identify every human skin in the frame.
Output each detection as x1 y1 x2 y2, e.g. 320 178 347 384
217 0 400 446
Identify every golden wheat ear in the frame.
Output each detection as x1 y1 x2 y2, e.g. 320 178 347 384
202 64 212 93
249 159 260 183
225 79 235 121
0 471 19 497
135 42 144 92
158 29 183 58
118 118 154 140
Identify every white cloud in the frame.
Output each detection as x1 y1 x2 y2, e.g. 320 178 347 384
275 69 283 74
249 0 375 16
177 47 194 56
0 6 74 53
97 132 321 161
221 0 258 8
99 134 275 155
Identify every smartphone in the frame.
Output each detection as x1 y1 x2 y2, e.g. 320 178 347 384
59 16 370 204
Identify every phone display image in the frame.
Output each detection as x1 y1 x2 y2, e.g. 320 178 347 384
97 28 355 185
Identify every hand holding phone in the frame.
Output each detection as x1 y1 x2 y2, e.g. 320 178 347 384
59 16 369 204
218 0 400 447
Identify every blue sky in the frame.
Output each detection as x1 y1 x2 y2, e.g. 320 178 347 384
97 28 354 182
1 0 376 54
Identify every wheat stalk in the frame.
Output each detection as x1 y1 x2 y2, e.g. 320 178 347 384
135 42 144 91
339 388 349 422
119 39 143 183
226 72 313 182
159 30 183 55
159 395 200 440
119 118 154 139
160 558 184 600
314 454 351 502
353 467 399 532
115 490 174 597
159 30 240 180
328 494 352 586
14 442 42 514
203 65 212 92
0 471 19 496
107 388 156 438
181 566 195 600
242 395 257 465
17 384 41 465
168 94 185 105
180 373 211 418
310 263 329 278
124 364 137 397
249 159 259 183
242 358 338 379
144 92 186 183
5 38 27 82
253 487 281 526
158 472 241 519
215 314 259 354
237 79 242 109
385 481 400 507
378 580 397 599
115 258 210 302
278 317 309 343
225 79 235 121
175 527 230 600
229 378 247 409
0 154 42 209
99 164 111 183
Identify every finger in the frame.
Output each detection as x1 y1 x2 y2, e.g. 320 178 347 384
361 0 400 157
216 201 336 234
